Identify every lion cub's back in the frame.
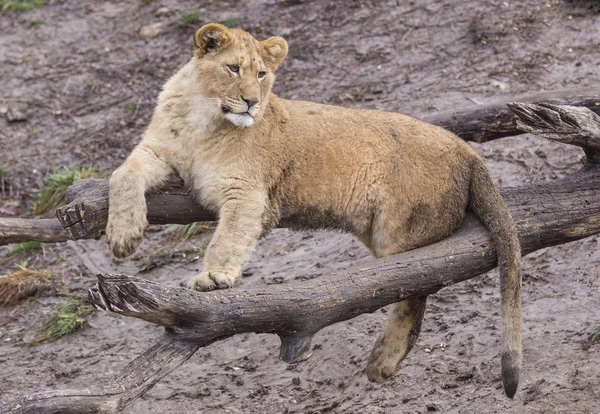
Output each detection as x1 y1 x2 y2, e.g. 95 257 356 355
280 98 477 186
274 98 478 236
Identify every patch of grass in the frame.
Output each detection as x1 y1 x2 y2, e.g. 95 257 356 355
178 10 200 28
0 163 7 180
172 222 214 243
31 127 40 135
179 245 204 256
8 241 42 257
28 18 43 28
139 243 206 272
220 17 238 28
0 266 51 305
123 103 137 113
33 296 94 343
589 325 600 345
0 0 44 12
139 249 171 272
34 166 104 215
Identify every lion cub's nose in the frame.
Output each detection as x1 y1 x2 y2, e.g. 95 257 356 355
241 96 258 109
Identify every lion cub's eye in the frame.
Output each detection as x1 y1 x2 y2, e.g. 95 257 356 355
227 64 240 74
257 71 267 80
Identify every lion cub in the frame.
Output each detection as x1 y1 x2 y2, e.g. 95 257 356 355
106 24 522 397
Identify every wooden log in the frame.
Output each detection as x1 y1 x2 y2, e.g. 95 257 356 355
55 88 600 242
507 102 600 162
0 218 69 245
4 103 600 413
1 332 202 414
55 177 214 241
425 87 600 142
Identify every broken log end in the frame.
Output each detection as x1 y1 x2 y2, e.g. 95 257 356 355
89 283 110 312
508 102 600 156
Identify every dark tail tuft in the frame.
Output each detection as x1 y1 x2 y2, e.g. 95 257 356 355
502 351 521 398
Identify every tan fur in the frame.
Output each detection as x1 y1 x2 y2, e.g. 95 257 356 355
106 24 522 396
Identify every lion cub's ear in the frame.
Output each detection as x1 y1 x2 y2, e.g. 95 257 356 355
195 23 233 58
261 37 288 71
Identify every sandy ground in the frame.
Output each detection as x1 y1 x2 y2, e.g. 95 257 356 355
1 1 599 413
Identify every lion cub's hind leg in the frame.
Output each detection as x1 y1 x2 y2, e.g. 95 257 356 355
365 297 427 382
361 214 430 383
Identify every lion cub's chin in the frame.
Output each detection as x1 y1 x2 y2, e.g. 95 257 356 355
225 112 255 128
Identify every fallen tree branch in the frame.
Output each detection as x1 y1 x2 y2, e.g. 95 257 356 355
425 87 600 142
3 103 600 413
2 332 202 414
507 102 600 163
0 218 69 245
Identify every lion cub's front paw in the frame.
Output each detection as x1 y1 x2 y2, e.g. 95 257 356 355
106 219 145 258
188 270 237 291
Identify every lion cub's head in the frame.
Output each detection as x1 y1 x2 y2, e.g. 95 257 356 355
193 24 288 128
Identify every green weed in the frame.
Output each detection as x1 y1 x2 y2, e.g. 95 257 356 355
178 11 200 28
220 17 239 28
139 244 206 272
34 166 104 214
173 222 214 243
139 249 171 272
34 296 94 343
123 103 137 113
28 18 43 28
8 241 42 257
0 0 44 12
589 325 600 345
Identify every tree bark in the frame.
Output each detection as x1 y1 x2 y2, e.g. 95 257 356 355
425 87 600 142
3 103 600 413
0 218 69 245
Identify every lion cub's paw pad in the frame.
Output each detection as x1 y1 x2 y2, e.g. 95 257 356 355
188 271 236 291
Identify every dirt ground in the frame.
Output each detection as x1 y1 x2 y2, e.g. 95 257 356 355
1 0 599 413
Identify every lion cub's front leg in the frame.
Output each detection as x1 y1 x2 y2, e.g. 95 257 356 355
107 145 172 258
189 190 267 291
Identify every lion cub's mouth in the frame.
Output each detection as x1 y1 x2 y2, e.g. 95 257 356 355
223 107 255 127
221 105 254 117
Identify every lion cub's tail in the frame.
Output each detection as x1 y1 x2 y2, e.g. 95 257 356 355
469 157 522 399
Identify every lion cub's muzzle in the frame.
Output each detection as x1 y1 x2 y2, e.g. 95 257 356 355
222 96 260 127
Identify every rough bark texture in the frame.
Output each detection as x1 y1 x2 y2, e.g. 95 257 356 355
0 218 69 245
507 102 600 163
425 87 600 142
55 177 214 241
3 102 600 413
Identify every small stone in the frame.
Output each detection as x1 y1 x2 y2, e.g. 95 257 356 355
490 79 507 92
6 106 27 122
139 22 163 39
155 7 169 17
